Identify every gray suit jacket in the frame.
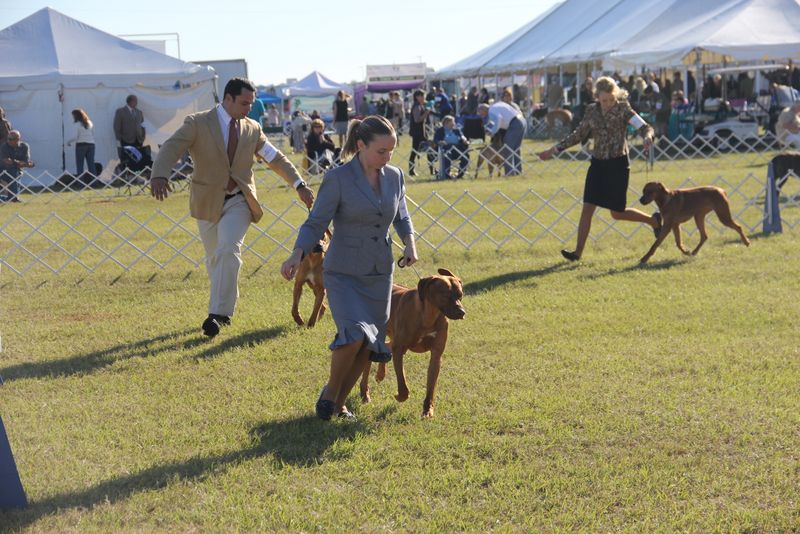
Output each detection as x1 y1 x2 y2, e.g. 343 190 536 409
295 156 414 276
113 106 145 145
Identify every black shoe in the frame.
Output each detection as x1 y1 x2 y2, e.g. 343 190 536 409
316 385 335 420
209 314 231 326
408 170 417 177
561 249 580 262
201 315 220 338
652 212 662 238
369 350 392 363
10 198 20 203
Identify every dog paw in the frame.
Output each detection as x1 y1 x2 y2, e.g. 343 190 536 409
422 400 434 418
639 257 649 264
395 390 409 403
375 364 386 382
360 389 371 404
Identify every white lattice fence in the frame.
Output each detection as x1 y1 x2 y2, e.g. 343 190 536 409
2 172 782 277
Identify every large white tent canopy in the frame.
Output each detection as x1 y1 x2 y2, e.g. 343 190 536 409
0 7 216 182
283 71 350 97
437 0 800 77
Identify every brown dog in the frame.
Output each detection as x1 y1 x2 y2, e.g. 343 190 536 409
545 108 573 136
291 229 331 327
359 268 465 418
639 182 750 263
474 132 504 179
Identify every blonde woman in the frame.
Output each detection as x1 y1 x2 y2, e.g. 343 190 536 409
538 76 660 262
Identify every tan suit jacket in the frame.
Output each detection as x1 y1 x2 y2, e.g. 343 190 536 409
151 107 302 224
113 106 145 145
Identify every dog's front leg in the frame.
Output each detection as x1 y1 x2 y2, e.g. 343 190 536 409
673 225 690 255
391 343 410 402
422 350 443 418
640 224 671 263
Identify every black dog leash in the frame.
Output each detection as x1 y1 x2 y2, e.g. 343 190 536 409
392 239 422 280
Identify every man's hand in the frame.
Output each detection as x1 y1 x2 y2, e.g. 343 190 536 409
281 248 304 280
150 177 172 201
297 185 314 209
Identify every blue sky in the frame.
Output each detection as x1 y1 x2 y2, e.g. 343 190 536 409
0 0 560 85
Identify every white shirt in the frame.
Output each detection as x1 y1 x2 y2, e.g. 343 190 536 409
67 121 95 145
486 102 523 135
215 104 284 193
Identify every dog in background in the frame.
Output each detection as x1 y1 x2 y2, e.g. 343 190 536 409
545 108 573 137
474 131 505 179
359 268 465 418
639 182 750 263
771 151 800 190
291 229 331 327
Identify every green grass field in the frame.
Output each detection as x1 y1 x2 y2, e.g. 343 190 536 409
1 140 799 532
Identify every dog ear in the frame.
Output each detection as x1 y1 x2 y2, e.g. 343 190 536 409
417 277 434 302
437 268 455 278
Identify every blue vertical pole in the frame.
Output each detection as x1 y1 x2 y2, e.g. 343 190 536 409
763 161 782 234
0 416 28 509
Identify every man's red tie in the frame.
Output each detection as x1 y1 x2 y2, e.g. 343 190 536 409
226 119 238 191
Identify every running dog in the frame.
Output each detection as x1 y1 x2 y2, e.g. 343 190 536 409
474 132 505 179
359 268 466 418
291 229 331 327
639 182 750 263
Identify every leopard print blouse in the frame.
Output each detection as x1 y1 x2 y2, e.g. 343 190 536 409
555 99 653 160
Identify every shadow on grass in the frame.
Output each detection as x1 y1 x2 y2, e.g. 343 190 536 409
463 262 579 295
191 326 287 361
0 416 367 530
0 329 197 382
0 325 287 382
579 258 686 280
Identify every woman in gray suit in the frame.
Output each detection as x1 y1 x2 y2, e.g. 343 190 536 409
281 115 418 421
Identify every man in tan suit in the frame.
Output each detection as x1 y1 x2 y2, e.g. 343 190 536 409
113 94 145 147
151 78 314 338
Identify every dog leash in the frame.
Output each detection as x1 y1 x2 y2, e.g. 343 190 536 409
392 238 422 280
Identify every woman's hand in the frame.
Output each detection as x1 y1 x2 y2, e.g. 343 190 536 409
400 236 418 267
537 147 556 160
643 135 653 151
281 248 304 280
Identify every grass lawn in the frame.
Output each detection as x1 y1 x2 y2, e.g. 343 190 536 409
1 140 798 532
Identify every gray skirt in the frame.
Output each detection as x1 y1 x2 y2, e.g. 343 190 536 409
324 269 392 360
333 121 349 136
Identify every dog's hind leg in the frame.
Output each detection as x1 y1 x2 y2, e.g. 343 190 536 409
714 201 751 247
306 283 325 328
690 214 708 256
291 279 305 326
359 363 372 403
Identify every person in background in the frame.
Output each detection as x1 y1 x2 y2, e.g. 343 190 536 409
477 100 527 176
306 118 340 173
546 78 564 111
291 110 311 154
66 108 96 179
465 87 479 115
776 101 800 148
390 92 404 135
479 87 490 105
433 115 468 180
538 76 659 262
501 87 521 112
266 104 280 127
247 96 266 127
0 130 34 203
332 90 351 147
113 94 145 148
281 115 417 421
0 107 11 146
408 89 432 177
434 87 452 118
149 77 314 338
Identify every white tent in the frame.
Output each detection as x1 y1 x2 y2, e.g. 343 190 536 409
607 0 800 69
0 7 216 183
437 0 800 77
283 71 350 97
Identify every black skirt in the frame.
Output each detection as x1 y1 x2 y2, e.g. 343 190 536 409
583 154 630 212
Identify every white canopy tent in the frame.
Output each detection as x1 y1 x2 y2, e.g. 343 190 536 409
283 71 351 98
437 0 800 77
0 7 216 184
